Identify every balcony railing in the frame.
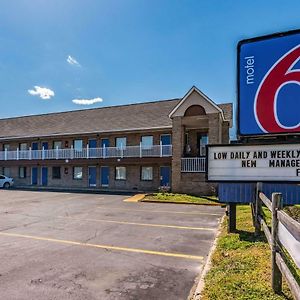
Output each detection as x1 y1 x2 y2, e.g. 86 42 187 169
0 144 172 161
181 157 206 173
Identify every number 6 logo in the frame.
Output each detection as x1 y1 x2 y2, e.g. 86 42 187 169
254 45 300 133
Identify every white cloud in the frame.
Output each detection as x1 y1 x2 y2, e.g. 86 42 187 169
28 86 55 100
72 97 103 105
67 55 81 67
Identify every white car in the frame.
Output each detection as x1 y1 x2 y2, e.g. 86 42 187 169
0 175 14 188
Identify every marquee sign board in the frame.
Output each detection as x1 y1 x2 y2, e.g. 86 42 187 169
207 143 300 182
238 30 300 136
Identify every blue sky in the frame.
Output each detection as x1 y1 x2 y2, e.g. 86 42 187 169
1 0 300 124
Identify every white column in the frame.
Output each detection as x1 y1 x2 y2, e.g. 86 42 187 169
160 141 163 157
140 142 142 158
121 144 124 158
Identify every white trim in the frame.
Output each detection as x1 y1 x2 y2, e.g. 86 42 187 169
0 126 172 142
168 86 225 121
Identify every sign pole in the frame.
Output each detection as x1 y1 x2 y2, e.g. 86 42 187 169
227 203 237 233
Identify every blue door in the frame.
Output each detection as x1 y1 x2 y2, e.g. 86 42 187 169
89 166 97 187
41 167 48 186
42 142 48 150
101 139 109 158
89 139 97 148
101 166 109 186
32 142 38 150
89 139 97 157
160 134 171 145
101 139 109 147
160 166 171 186
32 167 38 185
160 135 171 156
32 142 39 159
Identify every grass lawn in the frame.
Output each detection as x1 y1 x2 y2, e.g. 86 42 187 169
142 193 220 205
201 205 296 300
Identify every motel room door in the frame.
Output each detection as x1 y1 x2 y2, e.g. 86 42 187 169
88 166 97 187
41 167 48 186
101 166 109 187
160 166 171 186
160 134 171 156
42 142 48 150
31 167 38 185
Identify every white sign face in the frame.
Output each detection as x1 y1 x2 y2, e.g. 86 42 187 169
207 143 300 182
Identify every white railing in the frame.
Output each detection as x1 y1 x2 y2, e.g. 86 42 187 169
181 157 206 173
0 144 172 161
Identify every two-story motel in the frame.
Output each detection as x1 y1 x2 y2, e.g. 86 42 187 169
0 86 232 195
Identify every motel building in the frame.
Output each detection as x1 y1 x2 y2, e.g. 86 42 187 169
0 86 232 195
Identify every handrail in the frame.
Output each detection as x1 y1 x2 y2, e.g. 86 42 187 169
181 157 206 173
0 144 172 160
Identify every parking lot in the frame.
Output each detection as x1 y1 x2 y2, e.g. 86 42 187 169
0 190 224 300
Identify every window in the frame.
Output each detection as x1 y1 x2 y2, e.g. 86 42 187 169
115 167 126 180
141 136 153 149
53 141 62 149
3 167 10 177
116 137 126 149
141 167 153 181
52 167 61 179
19 143 27 151
74 140 83 150
0 175 5 179
73 167 83 180
3 144 10 151
19 167 27 178
199 135 209 156
185 132 189 145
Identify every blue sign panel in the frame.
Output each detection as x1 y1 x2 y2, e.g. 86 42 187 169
238 30 300 136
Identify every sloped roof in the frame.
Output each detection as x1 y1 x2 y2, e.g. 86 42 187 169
0 99 180 140
0 95 233 140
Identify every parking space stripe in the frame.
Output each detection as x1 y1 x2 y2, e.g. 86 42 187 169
0 232 204 261
97 207 223 216
58 216 216 231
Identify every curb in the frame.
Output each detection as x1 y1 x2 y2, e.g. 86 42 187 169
191 215 226 300
11 186 136 196
140 199 225 207
124 194 146 202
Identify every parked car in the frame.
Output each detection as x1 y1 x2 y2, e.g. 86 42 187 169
0 175 14 188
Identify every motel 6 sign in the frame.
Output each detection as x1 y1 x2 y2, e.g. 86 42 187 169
238 30 300 136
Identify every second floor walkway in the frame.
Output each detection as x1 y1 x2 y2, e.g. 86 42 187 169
0 144 172 161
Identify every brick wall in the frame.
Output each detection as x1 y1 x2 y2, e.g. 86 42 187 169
0 130 172 151
3 164 171 192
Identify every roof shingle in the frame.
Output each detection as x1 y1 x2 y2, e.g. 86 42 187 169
0 98 232 140
0 99 180 140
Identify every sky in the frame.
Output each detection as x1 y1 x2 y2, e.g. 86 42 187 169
1 0 300 129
